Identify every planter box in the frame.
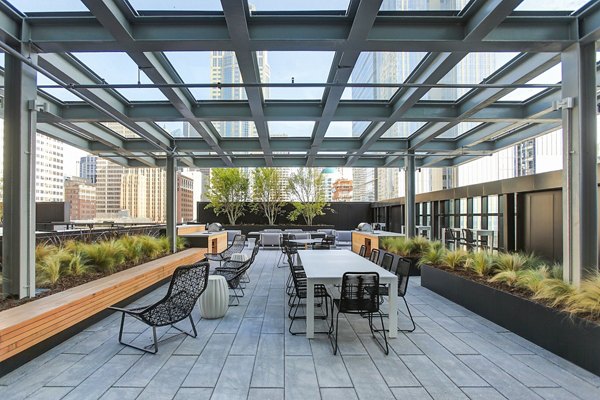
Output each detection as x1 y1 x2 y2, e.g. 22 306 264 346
421 264 600 376
0 248 206 376
224 224 335 237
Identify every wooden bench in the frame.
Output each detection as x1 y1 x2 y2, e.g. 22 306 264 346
0 248 206 364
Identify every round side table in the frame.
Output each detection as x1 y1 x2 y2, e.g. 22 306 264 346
199 275 229 319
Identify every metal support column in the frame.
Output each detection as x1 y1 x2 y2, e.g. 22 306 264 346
2 53 38 298
561 42 598 285
405 152 416 238
166 156 177 253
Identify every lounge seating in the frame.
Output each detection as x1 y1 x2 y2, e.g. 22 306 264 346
260 232 282 248
109 262 210 354
205 234 246 266
317 229 336 236
213 242 260 305
226 229 242 244
335 230 352 246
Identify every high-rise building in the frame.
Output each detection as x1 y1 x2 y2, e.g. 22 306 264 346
120 173 147 219
352 168 375 202
64 177 96 220
177 173 194 223
96 158 126 219
79 155 97 183
35 133 64 202
332 179 353 202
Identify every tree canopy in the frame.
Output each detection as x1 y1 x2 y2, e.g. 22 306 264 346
204 168 249 225
287 168 328 225
251 168 286 225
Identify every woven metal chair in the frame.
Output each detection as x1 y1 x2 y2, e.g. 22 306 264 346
109 262 210 354
214 242 260 305
205 234 246 266
331 272 388 355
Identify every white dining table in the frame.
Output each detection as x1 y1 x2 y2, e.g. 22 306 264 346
297 249 398 339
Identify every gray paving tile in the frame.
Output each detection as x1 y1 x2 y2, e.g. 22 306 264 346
453 316 533 355
137 355 196 400
311 337 353 388
413 304 471 333
401 355 468 400
245 295 268 318
413 317 477 355
285 356 320 400
251 334 284 388
390 387 433 400
388 334 424 355
214 305 248 334
344 355 395 400
533 387 579 400
320 388 359 400
461 387 506 400
408 333 487 387
459 355 543 400
248 388 284 400
182 333 235 387
173 388 213 400
211 355 254 400
26 387 73 400
98 387 143 400
515 354 600 400
173 318 219 355
284 332 313 356
62 355 140 400
456 333 556 388
230 318 263 355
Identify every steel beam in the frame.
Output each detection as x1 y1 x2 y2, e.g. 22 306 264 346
2 53 37 299
405 152 416 238
166 156 177 253
561 42 598 286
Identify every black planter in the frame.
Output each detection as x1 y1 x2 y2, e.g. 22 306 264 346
421 265 600 376
223 224 335 237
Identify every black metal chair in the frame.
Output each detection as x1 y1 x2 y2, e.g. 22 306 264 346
205 234 246 266
109 262 210 354
214 242 260 305
462 229 487 251
444 228 461 250
380 252 394 270
288 256 333 335
369 248 380 264
313 234 335 250
358 244 366 257
330 272 388 355
277 233 291 267
377 256 415 332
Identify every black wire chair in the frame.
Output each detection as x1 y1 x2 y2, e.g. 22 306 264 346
205 234 246 266
358 244 366 257
380 252 394 271
330 272 388 355
109 262 210 354
313 234 336 250
288 254 333 335
277 233 291 267
376 256 415 332
213 242 260 305
444 228 462 250
369 248 381 264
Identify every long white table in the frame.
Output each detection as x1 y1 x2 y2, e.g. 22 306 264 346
297 249 398 339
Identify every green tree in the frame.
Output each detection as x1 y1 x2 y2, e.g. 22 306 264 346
251 168 286 225
287 168 328 225
205 168 249 225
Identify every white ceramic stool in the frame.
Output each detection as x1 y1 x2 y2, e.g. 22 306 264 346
199 275 229 319
230 253 249 262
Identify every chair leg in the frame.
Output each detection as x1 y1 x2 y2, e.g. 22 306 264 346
367 312 389 355
402 296 416 333
170 314 198 338
116 312 158 354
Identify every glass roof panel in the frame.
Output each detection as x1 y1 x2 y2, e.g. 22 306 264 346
351 52 427 84
515 0 591 11
424 52 520 101
71 52 168 101
380 0 470 11
156 122 201 138
341 87 397 100
251 0 350 11
128 0 222 11
9 0 88 13
100 122 141 139
381 122 427 138
438 122 483 139
213 121 258 138
268 121 315 138
264 87 325 100
164 52 212 101
265 52 335 84
37 74 82 102
325 121 370 138
498 64 561 102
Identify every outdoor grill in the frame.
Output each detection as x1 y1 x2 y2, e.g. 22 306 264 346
207 222 224 232
356 222 374 233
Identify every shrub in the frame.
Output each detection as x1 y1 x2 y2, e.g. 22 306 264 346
514 266 551 293
36 249 70 285
492 253 536 273
410 236 431 257
138 235 162 259
442 249 468 270
466 251 494 277
489 270 519 286
418 242 446 267
119 235 144 264
157 236 171 255
35 243 57 264
66 251 89 276
82 240 126 274
565 274 600 319
532 278 575 307
177 236 187 251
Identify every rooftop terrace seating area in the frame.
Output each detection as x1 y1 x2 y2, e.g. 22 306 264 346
2 247 600 400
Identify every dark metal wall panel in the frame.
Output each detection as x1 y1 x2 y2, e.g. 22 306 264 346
523 190 562 262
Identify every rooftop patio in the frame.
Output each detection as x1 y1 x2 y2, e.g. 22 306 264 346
2 247 600 400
